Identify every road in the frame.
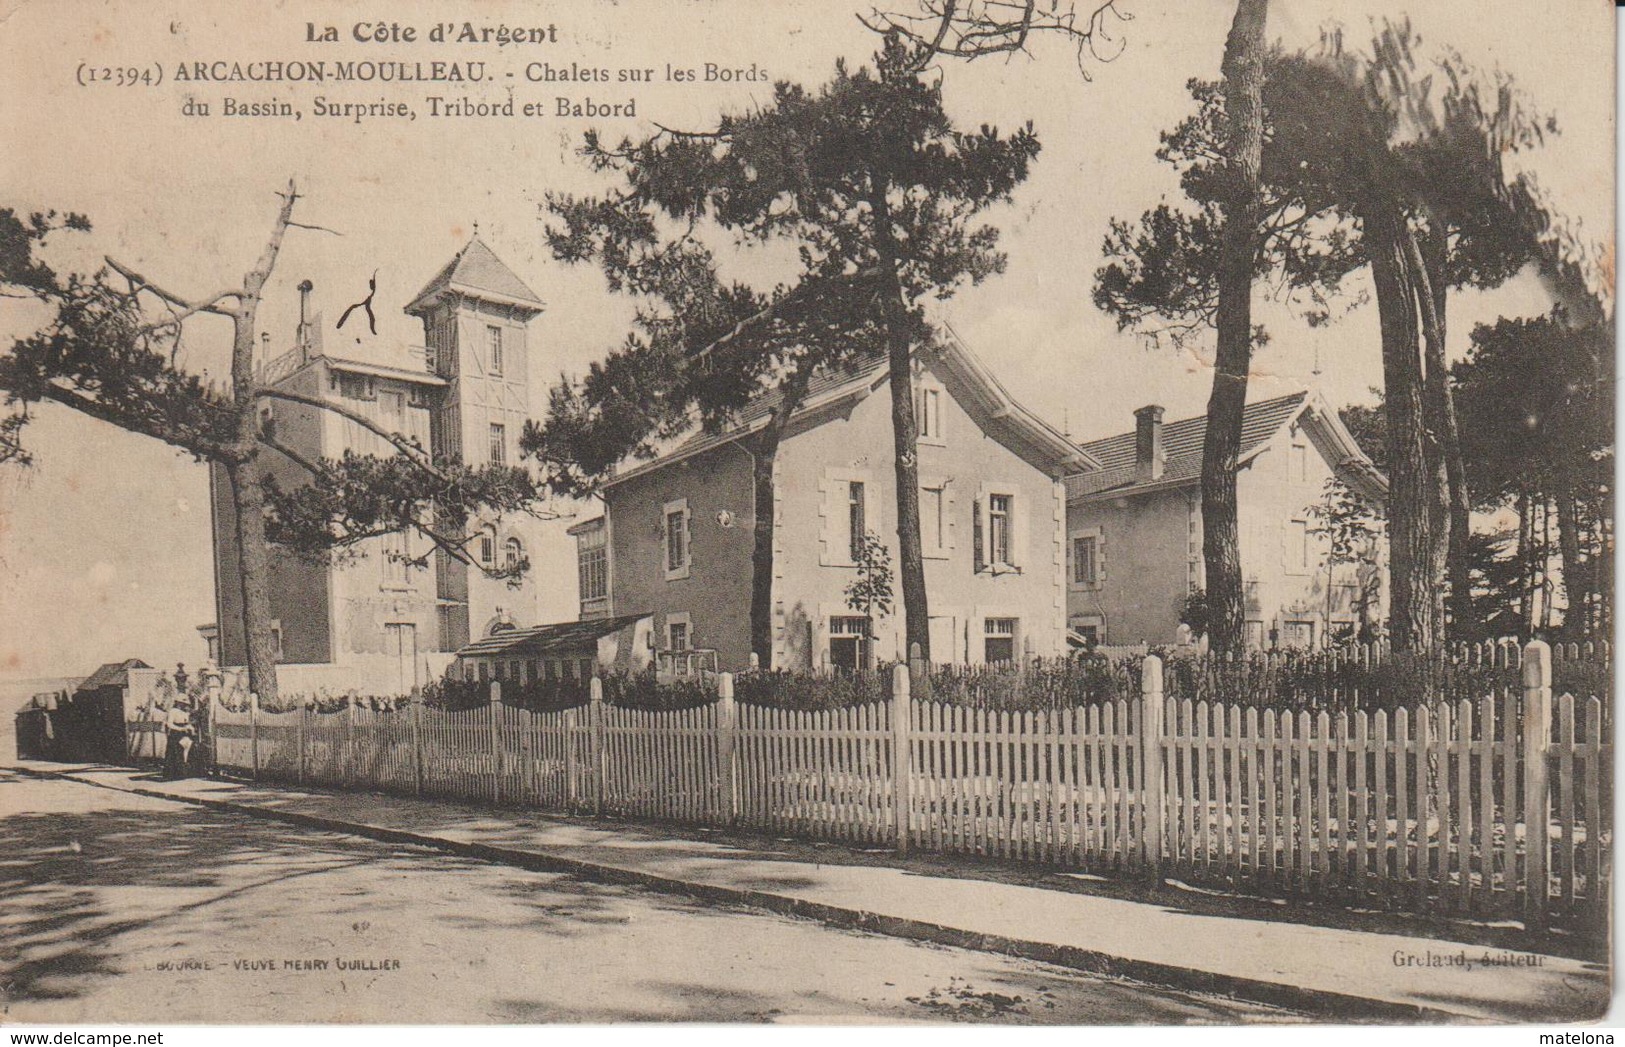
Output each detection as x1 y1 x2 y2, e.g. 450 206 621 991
0 770 1295 1024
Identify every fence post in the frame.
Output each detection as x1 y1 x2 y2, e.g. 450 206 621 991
1522 640 1553 930
249 691 260 780
891 662 912 853
564 702 580 811
1140 654 1166 879
410 687 424 797
345 693 357 788
589 675 605 817
490 681 503 805
717 672 739 824
203 670 221 777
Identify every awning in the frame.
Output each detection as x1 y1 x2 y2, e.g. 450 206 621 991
455 614 650 659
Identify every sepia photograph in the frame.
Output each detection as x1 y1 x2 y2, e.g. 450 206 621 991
0 0 1615 1030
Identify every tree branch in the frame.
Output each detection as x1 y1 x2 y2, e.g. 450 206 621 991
689 265 885 363
39 381 222 458
104 257 242 319
254 387 444 478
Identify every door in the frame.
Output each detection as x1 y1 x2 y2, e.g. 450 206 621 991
385 623 419 695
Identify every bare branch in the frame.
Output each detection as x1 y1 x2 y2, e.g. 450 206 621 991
286 220 343 236
104 257 242 319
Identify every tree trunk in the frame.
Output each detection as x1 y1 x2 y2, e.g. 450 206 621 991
744 368 813 669
1201 0 1269 659
1410 226 1472 640
1517 488 1535 635
1367 208 1446 653
868 179 931 664
227 183 301 705
1554 481 1586 639
225 458 278 704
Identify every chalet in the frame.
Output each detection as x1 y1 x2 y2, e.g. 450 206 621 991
571 336 1093 671
1064 391 1388 650
209 238 557 692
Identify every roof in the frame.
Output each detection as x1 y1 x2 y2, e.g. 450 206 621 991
455 614 651 658
606 335 1094 489
325 356 448 388
606 352 892 487
406 237 544 316
565 515 606 537
1064 391 1388 504
76 658 153 693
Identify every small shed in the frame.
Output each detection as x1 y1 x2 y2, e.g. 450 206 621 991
13 690 71 761
63 659 151 763
453 614 653 686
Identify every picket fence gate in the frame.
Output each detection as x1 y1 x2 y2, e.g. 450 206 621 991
199 641 1608 928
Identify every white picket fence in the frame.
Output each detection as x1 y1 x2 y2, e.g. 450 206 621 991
191 641 1607 928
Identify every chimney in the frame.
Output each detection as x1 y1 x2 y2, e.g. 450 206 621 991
1134 404 1165 481
296 279 315 361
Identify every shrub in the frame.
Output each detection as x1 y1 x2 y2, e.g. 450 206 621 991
422 674 489 711
600 669 715 711
733 668 892 710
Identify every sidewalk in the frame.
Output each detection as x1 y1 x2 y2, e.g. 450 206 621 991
10 760 1610 1024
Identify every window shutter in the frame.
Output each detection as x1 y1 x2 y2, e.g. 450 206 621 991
972 497 985 573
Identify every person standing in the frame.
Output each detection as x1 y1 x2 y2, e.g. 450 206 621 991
163 698 195 779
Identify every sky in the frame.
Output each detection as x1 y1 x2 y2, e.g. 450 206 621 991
0 0 1613 679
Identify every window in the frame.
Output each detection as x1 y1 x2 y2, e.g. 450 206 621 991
579 543 608 602
988 494 1012 566
984 618 1018 664
382 530 410 587
334 372 376 401
1289 519 1311 572
667 615 691 651
434 317 457 376
663 499 690 579
269 619 285 661
848 481 867 562
1290 442 1309 483
923 485 947 556
829 615 868 674
381 388 406 431
487 325 504 376
579 658 594 680
917 385 944 442
504 537 523 571
1072 535 1098 587
479 528 496 567
1282 620 1316 649
488 423 506 466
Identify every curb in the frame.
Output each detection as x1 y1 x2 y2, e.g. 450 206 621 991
17 766 1471 1024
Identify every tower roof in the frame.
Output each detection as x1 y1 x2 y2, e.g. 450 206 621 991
405 237 544 317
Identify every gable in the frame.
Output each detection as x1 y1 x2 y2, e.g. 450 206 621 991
1064 390 1387 505
605 337 1087 490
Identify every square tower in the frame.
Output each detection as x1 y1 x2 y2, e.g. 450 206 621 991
405 237 548 650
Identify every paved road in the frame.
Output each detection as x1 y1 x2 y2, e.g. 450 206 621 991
0 770 1295 1024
